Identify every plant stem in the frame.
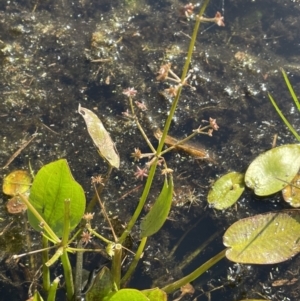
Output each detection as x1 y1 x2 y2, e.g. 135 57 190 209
161 249 227 294
47 276 60 301
61 250 74 301
120 236 147 286
111 244 122 289
42 236 50 292
18 194 60 244
119 0 211 245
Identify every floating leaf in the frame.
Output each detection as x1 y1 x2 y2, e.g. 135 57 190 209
140 176 173 238
282 174 300 207
78 104 120 169
106 289 149 301
3 170 31 196
207 172 245 210
245 144 300 196
142 288 167 301
85 266 113 301
7 196 27 214
28 159 85 237
223 210 300 264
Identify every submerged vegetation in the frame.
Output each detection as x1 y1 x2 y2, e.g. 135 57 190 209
1 0 300 301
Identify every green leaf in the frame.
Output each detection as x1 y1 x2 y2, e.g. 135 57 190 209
245 144 300 196
223 210 300 264
28 159 85 237
207 172 245 210
3 170 31 196
142 288 167 301
32 291 44 301
105 289 149 301
281 68 300 111
282 174 300 208
140 176 173 238
85 266 114 301
78 104 120 169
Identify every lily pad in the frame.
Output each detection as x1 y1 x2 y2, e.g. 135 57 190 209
142 288 167 301
282 174 300 207
223 210 300 264
3 170 31 196
207 172 245 210
140 176 173 238
78 104 120 169
245 144 300 196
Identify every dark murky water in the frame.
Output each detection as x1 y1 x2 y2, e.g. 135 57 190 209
0 0 300 300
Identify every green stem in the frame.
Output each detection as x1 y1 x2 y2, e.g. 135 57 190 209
111 244 122 289
268 93 300 141
61 250 74 301
156 0 211 156
120 237 147 286
42 236 50 291
47 276 60 301
87 225 113 244
18 194 60 244
119 158 158 244
62 199 71 247
161 249 227 294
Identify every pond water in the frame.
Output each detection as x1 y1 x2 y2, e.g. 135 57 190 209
0 0 300 300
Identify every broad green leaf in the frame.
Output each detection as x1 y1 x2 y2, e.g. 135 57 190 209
78 104 120 169
85 266 113 301
140 176 173 238
142 288 167 301
207 172 245 210
3 170 31 196
105 289 148 301
245 144 300 196
282 174 300 208
28 159 85 237
223 210 300 264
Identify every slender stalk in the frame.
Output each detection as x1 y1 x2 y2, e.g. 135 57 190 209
268 93 300 141
18 194 60 244
86 165 113 213
281 68 300 111
119 158 158 244
61 250 74 301
74 241 83 301
87 225 113 244
62 199 71 247
161 249 227 294
47 276 60 301
111 244 122 289
119 0 211 245
156 0 211 156
129 97 156 153
120 237 147 286
42 236 50 291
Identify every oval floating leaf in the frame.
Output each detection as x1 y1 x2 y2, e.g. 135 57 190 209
207 172 245 210
28 159 85 237
140 176 173 238
245 144 300 196
78 104 120 169
142 288 167 301
3 170 31 196
223 210 300 264
106 289 149 301
282 174 300 207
